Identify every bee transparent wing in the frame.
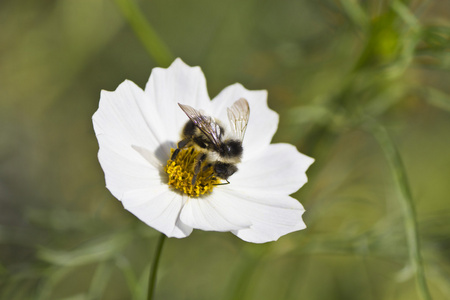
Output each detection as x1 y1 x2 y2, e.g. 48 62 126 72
227 98 250 141
178 103 223 149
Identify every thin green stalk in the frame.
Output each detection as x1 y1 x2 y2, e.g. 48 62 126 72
115 0 174 67
147 233 167 300
367 119 432 300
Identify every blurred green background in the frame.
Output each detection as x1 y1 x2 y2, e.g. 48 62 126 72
1 0 450 299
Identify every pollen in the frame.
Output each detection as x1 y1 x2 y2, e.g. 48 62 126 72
165 147 221 197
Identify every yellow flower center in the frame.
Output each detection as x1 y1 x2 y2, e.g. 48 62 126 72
164 147 221 197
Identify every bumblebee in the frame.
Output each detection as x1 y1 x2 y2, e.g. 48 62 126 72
171 98 250 185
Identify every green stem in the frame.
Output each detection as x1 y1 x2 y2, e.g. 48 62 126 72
115 0 174 67
366 119 432 300
147 233 167 300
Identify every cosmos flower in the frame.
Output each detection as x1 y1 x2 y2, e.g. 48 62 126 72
93 58 314 243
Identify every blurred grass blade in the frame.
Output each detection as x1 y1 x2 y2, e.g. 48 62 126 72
366 118 432 300
115 0 174 67
223 246 268 300
88 262 113 299
424 87 450 112
391 0 420 30
339 0 369 29
115 255 141 300
288 104 333 125
37 267 75 300
37 233 130 267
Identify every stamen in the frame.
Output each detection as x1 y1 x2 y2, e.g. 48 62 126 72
165 147 220 197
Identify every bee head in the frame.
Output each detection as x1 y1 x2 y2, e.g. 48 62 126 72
214 162 238 180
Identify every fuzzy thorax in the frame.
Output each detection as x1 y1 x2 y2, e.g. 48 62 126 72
165 147 221 197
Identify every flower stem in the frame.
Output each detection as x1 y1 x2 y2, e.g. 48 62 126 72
366 119 432 300
114 0 174 67
147 233 167 300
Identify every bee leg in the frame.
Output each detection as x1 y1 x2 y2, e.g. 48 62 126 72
214 179 230 186
171 138 189 160
192 152 207 185
202 163 212 173
202 164 215 181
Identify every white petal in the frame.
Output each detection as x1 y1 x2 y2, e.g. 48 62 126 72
211 83 279 160
132 144 172 170
122 187 193 238
217 188 306 243
93 80 166 155
144 58 212 143
180 192 252 232
96 134 163 200
231 143 314 196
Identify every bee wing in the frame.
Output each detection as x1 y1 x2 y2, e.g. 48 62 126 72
227 98 250 141
178 103 223 149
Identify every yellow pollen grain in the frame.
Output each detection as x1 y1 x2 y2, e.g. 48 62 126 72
165 147 220 197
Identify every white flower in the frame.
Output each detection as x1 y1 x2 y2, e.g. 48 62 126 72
92 58 314 243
